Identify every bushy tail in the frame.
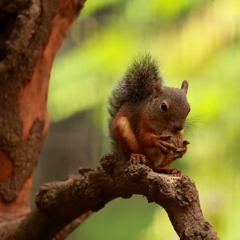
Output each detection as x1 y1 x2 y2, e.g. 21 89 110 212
108 54 162 119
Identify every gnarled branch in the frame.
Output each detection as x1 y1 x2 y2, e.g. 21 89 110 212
15 154 220 240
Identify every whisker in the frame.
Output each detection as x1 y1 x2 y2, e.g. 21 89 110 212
185 115 211 140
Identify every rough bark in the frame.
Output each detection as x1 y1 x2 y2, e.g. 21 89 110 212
0 0 85 239
15 154 219 240
53 211 92 240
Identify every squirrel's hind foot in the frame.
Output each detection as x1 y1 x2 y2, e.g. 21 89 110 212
130 153 148 165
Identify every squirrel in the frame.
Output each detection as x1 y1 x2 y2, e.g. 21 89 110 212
108 54 190 174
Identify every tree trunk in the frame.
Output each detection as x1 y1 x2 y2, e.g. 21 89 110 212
0 0 85 238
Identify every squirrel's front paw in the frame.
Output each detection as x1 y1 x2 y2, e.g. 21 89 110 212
157 131 190 158
156 138 177 156
130 153 148 165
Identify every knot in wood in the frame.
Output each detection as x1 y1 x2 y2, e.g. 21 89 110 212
174 175 198 206
35 183 59 212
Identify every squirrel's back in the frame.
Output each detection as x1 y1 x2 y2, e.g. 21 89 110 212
108 54 162 119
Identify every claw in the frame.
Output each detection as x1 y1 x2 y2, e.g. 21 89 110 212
173 152 185 159
183 140 190 146
154 167 182 176
155 138 177 157
158 135 171 140
175 146 187 153
160 140 177 151
130 153 148 165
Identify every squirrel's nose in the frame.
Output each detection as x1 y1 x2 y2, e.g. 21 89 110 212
172 124 184 132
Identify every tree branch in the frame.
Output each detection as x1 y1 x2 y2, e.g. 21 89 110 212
53 211 92 240
15 154 220 240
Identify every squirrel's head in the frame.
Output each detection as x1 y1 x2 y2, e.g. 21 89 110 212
151 80 190 132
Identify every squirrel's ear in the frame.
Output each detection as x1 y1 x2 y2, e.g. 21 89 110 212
153 79 162 97
181 80 188 94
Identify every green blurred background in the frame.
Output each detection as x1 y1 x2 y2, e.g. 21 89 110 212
33 0 240 239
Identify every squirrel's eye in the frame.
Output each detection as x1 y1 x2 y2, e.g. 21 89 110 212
161 102 167 112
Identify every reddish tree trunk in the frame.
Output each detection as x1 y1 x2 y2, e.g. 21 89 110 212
0 0 86 238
